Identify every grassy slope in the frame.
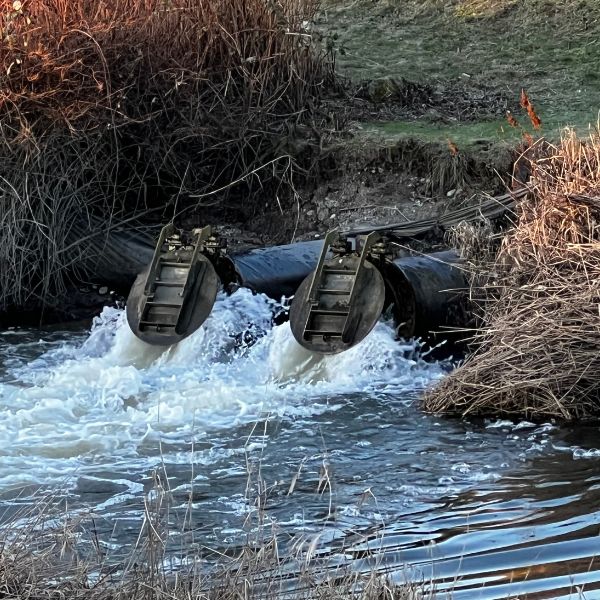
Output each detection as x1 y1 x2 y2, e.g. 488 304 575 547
319 0 600 149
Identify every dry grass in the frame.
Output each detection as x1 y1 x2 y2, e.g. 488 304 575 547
453 0 518 18
446 218 498 265
0 483 421 600
424 129 600 420
1 0 325 124
0 0 335 312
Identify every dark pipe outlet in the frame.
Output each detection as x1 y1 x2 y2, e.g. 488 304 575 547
381 251 470 341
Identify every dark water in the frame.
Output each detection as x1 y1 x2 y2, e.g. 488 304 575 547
1 292 599 599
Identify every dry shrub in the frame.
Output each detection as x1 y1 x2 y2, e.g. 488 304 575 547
447 218 497 265
0 0 335 311
424 129 600 420
1 0 326 125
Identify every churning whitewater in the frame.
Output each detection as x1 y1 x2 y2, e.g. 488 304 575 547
0 289 445 490
5 290 600 599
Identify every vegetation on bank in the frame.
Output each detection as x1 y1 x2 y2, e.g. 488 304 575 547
0 0 336 312
425 129 600 419
2 0 599 316
0 484 421 600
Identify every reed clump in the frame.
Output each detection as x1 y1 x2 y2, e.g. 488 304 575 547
0 0 335 311
0 488 420 600
424 129 600 420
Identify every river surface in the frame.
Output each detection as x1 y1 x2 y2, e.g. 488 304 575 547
1 290 600 599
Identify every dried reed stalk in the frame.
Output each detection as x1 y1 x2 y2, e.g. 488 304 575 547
0 483 421 600
424 130 600 420
0 0 335 311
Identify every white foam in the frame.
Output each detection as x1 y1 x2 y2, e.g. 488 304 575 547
0 289 444 487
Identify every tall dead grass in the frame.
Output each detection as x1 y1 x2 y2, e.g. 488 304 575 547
424 129 600 420
0 484 420 600
0 0 335 312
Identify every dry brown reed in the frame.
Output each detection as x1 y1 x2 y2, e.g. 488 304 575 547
424 129 600 420
0 485 420 600
1 0 326 125
0 0 335 312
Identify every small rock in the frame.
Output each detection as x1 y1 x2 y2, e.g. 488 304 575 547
99 286 109 295
446 189 456 197
330 213 336 220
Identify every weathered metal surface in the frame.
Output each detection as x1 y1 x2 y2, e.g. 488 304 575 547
289 232 386 354
289 236 469 354
126 232 326 346
126 227 219 346
290 257 386 354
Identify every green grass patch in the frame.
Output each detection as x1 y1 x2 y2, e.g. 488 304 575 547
319 0 600 146
362 119 521 148
361 114 597 149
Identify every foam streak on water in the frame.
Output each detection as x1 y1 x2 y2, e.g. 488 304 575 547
0 290 444 488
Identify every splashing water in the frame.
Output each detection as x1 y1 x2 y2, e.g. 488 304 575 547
4 289 600 599
0 289 444 488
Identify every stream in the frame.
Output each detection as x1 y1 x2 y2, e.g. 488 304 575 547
1 289 600 599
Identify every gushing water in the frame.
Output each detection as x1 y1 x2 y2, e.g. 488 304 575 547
3 290 600 599
0 290 443 488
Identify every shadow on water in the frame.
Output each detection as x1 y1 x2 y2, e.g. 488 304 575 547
1 293 600 599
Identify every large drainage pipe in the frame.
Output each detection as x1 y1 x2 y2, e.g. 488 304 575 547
224 240 325 298
126 226 470 351
289 235 470 354
380 251 469 341
126 226 324 346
